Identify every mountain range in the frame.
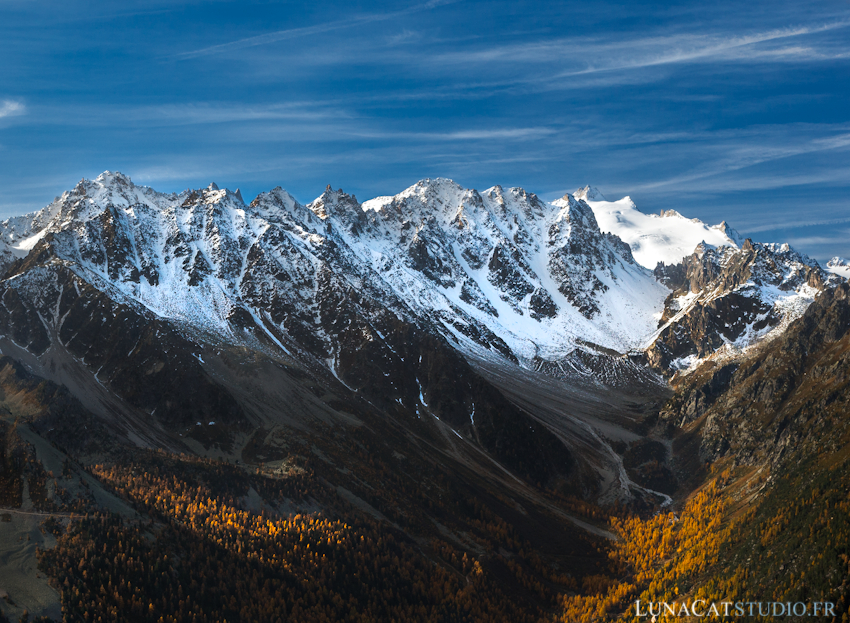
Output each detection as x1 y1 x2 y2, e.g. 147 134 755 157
0 172 847 622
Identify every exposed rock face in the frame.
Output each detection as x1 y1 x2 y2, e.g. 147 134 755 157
646 240 830 372
546 195 637 318
0 255 246 435
662 283 850 467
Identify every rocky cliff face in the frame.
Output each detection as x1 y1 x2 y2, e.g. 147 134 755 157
661 282 850 469
646 239 830 373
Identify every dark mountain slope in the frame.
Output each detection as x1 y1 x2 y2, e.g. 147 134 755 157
663 282 850 469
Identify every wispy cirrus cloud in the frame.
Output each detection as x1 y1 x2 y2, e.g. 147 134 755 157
0 100 25 119
630 127 850 193
408 20 850 95
747 217 850 234
28 99 557 147
174 0 460 60
442 21 850 67
122 102 351 126
558 21 850 74
212 18 850 100
387 29 423 45
29 101 352 130
341 127 557 142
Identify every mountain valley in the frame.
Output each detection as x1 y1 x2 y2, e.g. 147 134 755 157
0 172 847 622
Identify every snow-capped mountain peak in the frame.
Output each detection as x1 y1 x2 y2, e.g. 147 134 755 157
248 186 303 223
714 220 743 245
95 170 134 186
567 189 740 269
826 257 850 279
552 193 600 231
307 186 363 230
574 185 606 202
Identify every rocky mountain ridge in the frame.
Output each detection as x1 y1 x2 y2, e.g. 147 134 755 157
646 239 833 374
2 172 836 372
0 171 841 499
0 173 669 363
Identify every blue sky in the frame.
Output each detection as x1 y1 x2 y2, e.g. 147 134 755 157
1 0 848 261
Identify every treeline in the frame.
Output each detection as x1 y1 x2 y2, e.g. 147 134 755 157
694 456 850 623
560 459 850 623
37 454 554 622
276 429 601 606
561 478 733 622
